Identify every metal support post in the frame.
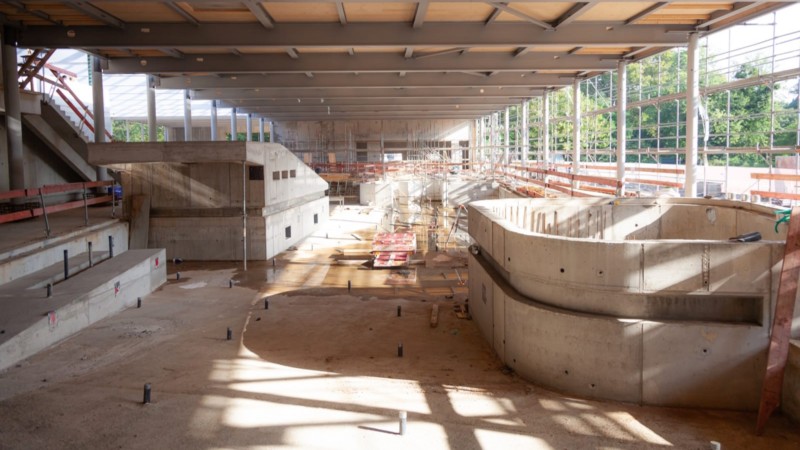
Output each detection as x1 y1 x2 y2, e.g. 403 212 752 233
242 162 247 271
259 117 265 142
246 114 253 141
685 32 700 198
39 190 51 237
504 107 510 166
92 56 109 181
183 89 192 141
572 79 582 189
2 29 25 191
616 60 628 197
210 100 218 141
146 75 157 141
269 121 276 143
230 107 238 141
522 101 529 169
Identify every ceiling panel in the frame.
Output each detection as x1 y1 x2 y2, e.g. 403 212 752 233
495 2 574 22
343 2 416 22
264 2 340 22
91 2 186 23
425 2 496 22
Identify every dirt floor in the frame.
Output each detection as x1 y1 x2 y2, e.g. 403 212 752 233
1 205 800 449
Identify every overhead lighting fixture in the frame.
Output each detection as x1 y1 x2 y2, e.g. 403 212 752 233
66 30 76 38
196 57 204 62
480 89 484 94
320 98 324 103
297 98 301 103
140 27 150 33
139 59 147 66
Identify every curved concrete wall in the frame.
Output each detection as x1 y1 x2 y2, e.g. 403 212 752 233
469 198 786 323
467 197 799 410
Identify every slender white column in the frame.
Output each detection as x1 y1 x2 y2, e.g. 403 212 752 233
685 32 700 198
616 61 627 197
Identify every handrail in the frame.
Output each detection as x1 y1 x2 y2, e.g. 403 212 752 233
0 181 116 235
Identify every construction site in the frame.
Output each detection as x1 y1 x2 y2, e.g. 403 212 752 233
3 1 800 449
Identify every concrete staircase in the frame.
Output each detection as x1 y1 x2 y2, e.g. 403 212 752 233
0 220 166 372
21 98 97 182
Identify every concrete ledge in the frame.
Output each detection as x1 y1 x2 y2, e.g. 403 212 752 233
0 249 166 373
0 220 128 285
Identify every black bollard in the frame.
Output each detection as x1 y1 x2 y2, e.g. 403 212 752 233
137 297 142 308
348 280 351 292
176 272 181 280
108 235 114 258
226 327 232 341
88 241 93 267
397 343 403 357
63 249 69 280
229 279 233 288
264 298 269 310
397 305 402 317
272 258 276 267
46 283 52 298
143 383 151 404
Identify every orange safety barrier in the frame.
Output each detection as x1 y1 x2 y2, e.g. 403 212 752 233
0 181 116 231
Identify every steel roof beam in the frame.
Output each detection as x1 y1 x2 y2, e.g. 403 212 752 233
696 2 764 29
625 2 669 25
108 52 618 74
63 1 124 28
223 104 508 113
212 97 528 106
335 1 347 25
413 1 429 28
243 0 275 29
17 23 695 49
553 2 596 28
188 86 544 100
162 2 199 26
485 2 554 30
162 72 569 90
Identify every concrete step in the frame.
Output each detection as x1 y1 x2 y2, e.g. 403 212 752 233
0 219 128 286
0 248 167 372
0 250 110 292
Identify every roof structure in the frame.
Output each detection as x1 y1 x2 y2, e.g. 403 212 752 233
4 1 798 121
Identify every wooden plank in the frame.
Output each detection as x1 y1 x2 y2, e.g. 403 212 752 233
430 304 439 328
752 190 800 201
751 173 800 182
756 207 800 435
627 177 683 188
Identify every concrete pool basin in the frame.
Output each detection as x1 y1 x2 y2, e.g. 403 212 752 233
467 197 799 409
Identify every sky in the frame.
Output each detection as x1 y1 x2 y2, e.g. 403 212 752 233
43 3 800 121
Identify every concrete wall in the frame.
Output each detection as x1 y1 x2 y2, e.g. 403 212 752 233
469 251 767 410
466 197 800 410
469 198 788 324
1 121 82 191
114 143 329 261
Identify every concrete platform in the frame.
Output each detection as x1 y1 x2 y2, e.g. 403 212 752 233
0 248 166 372
0 206 127 285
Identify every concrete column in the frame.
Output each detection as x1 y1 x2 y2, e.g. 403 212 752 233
685 32 700 198
269 121 276 143
543 93 550 168
2 28 24 190
210 100 218 141
259 117 265 142
521 101 529 168
246 113 252 141
230 107 238 141
616 60 627 197
91 56 110 181
504 107 510 166
146 75 157 142
183 90 192 142
572 79 582 187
